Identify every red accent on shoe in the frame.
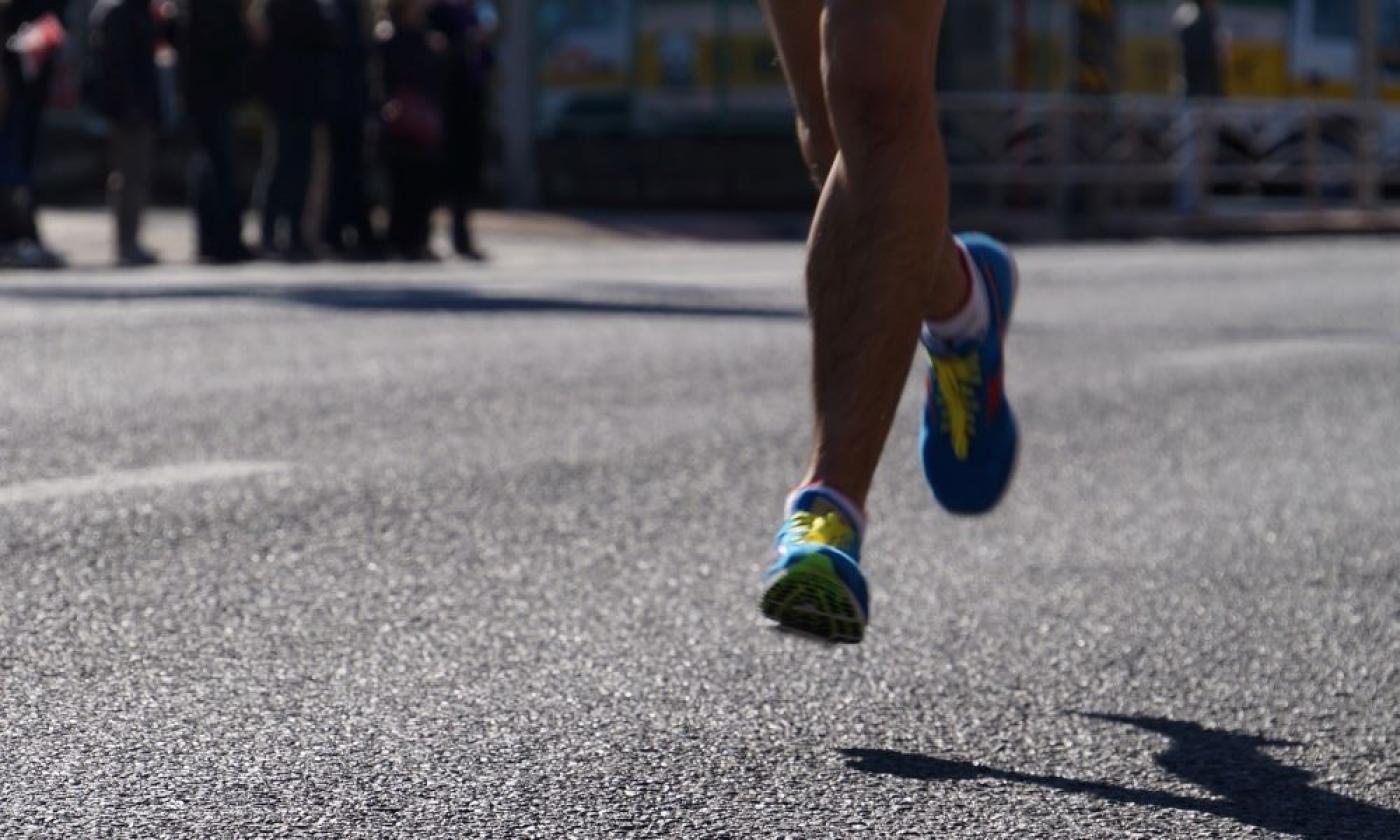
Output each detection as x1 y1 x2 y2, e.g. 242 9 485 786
985 372 1004 421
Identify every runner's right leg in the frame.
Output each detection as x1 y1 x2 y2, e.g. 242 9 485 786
760 1 968 643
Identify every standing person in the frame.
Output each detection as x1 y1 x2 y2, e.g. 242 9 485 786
758 0 1021 644
378 0 443 261
181 0 255 263
1173 0 1229 211
88 0 162 266
428 0 493 260
321 0 377 258
1175 0 1228 99
0 0 66 268
257 0 334 261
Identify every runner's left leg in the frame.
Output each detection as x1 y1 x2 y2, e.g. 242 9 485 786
758 0 835 187
803 0 964 508
760 0 967 643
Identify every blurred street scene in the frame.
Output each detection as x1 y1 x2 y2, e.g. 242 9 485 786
3 0 500 265
6 0 1400 265
2 1 1399 836
524 0 1400 232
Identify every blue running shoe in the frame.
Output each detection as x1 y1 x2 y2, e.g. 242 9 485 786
760 486 868 644
920 233 1019 515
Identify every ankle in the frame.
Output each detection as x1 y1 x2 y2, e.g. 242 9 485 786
924 239 989 345
924 238 973 322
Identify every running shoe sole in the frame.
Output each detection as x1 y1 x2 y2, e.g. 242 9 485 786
760 554 866 644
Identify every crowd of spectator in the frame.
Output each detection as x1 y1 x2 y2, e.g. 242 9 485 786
0 0 496 267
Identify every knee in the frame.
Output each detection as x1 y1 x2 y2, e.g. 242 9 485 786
796 113 836 187
822 1 935 151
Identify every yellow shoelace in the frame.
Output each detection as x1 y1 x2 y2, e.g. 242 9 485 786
930 350 982 461
786 510 856 552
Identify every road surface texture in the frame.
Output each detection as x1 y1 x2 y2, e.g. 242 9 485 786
1 212 1398 837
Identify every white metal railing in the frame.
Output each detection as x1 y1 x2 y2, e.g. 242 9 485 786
936 92 1400 233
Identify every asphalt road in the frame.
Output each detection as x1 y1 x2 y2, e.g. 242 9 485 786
1 213 1398 838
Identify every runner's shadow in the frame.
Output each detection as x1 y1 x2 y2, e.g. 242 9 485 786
841 713 1399 839
0 283 803 320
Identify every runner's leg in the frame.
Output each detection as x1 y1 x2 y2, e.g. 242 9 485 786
758 0 835 187
800 0 966 508
761 1 1013 641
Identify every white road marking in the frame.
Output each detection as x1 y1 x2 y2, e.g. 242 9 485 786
1149 338 1394 372
0 461 290 506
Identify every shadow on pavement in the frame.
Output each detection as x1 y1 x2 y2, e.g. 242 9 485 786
841 713 1399 839
0 283 804 320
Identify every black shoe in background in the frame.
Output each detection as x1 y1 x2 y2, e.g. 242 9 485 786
1 238 66 269
117 245 160 268
452 231 487 262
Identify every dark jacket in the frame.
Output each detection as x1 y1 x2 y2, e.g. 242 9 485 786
326 0 370 117
180 0 252 109
379 23 441 104
378 22 445 152
87 0 160 123
260 0 336 113
427 0 493 93
1177 4 1225 98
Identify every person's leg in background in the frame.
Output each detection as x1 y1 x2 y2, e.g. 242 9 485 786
445 85 487 261
109 120 157 266
0 87 35 252
190 113 218 259
278 112 314 259
386 139 435 260
262 110 315 259
256 116 278 253
15 60 51 243
407 149 440 259
322 112 350 253
385 141 410 257
0 57 62 267
192 106 250 262
324 110 376 257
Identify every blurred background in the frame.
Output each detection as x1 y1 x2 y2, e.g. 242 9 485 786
9 0 1400 251
509 0 1400 234
4 6 1400 829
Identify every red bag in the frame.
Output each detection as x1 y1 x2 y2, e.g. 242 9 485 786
382 90 443 150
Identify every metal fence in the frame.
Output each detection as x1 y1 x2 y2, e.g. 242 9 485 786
938 92 1400 237
525 88 1400 232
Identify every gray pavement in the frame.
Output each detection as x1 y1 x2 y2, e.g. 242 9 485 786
1 211 1398 838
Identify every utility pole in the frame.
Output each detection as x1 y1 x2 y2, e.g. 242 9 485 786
1072 0 1116 97
1068 0 1117 229
500 0 539 206
1358 0 1381 210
